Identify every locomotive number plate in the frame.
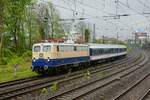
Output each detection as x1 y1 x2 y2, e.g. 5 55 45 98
39 53 43 58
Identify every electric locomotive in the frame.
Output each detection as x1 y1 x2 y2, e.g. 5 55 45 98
32 43 90 74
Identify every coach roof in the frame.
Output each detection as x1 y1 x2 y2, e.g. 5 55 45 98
88 44 126 49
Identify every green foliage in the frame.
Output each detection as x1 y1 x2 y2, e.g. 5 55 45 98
0 0 65 83
85 29 90 43
84 70 91 80
96 39 103 44
95 38 126 45
3 48 14 58
0 57 7 65
53 33 65 38
0 48 15 65
2 0 33 54
0 0 5 34
0 62 37 83
41 88 48 94
22 50 32 57
50 82 58 92
22 50 32 61
0 49 31 65
0 0 65 57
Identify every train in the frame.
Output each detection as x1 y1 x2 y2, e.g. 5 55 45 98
31 43 127 74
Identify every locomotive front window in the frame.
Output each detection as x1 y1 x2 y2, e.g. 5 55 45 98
43 45 51 52
34 46 41 52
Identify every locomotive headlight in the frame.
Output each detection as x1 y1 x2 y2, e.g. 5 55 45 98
47 57 50 62
33 58 36 62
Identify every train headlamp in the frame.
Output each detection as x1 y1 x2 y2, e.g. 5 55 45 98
47 57 50 62
33 58 36 62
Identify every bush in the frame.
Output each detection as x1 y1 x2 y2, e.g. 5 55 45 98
0 57 7 65
3 48 15 59
0 49 32 65
0 49 16 65
8 56 24 67
22 50 32 57
22 50 32 62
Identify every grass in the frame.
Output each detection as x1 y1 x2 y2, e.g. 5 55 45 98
0 61 38 83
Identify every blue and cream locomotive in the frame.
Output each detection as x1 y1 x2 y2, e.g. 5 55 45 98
32 43 127 74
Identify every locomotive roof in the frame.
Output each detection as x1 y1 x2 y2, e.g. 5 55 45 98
33 43 126 48
33 43 88 46
88 44 126 49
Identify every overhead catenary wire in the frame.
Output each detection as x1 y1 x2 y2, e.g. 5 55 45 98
118 0 150 21
136 0 150 12
52 3 105 20
62 0 114 16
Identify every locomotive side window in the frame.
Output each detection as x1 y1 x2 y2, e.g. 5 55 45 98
57 46 59 52
74 46 77 51
43 45 51 52
34 46 41 52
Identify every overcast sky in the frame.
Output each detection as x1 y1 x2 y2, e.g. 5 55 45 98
50 0 150 40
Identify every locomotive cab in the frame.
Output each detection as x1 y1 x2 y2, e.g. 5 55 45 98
32 43 52 73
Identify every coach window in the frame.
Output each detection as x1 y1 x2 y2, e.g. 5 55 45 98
121 49 123 52
120 49 122 52
92 49 95 55
98 49 100 55
114 48 116 53
100 49 103 54
115 48 117 53
124 48 126 52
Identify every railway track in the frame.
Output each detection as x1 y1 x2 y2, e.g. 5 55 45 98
111 51 149 100
46 51 147 100
0 75 44 88
0 53 133 89
113 67 150 100
0 50 141 99
140 89 150 100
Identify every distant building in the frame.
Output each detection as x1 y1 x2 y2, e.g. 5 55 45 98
128 32 148 48
134 32 147 46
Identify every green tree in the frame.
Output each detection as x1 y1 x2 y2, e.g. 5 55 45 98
34 1 65 40
0 0 5 34
4 0 33 54
84 29 90 43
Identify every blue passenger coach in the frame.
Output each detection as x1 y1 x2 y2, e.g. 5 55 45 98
89 44 127 61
